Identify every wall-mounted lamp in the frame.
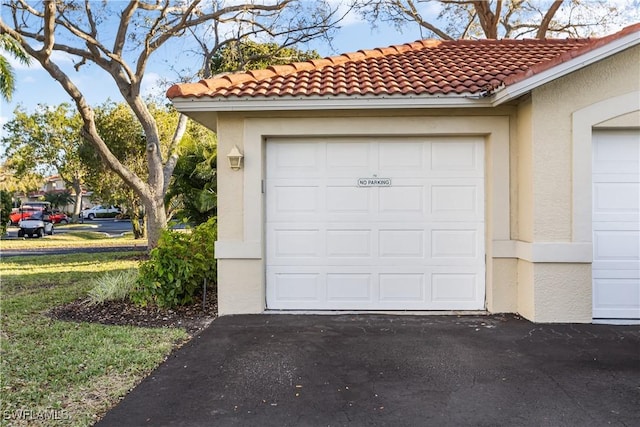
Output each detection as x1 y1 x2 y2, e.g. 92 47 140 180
227 145 244 171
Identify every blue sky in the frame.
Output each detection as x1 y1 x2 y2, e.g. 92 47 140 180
0 7 428 127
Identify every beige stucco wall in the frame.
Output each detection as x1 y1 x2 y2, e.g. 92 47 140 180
516 97 534 244
215 114 266 314
516 45 640 323
531 45 640 242
517 260 535 320
534 264 593 322
216 115 245 241
218 260 264 315
487 258 517 313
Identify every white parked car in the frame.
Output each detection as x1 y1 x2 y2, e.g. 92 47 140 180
18 211 54 238
80 205 121 220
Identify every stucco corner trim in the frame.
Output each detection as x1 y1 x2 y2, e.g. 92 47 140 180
492 240 592 263
215 240 262 259
492 240 517 258
522 242 592 263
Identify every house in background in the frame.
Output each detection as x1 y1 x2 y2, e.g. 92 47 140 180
14 175 92 213
168 24 640 324
41 174 66 194
13 175 68 207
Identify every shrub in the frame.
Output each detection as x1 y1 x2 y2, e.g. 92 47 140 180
132 217 216 308
85 268 139 305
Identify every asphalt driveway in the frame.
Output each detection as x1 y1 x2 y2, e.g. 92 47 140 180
97 314 640 426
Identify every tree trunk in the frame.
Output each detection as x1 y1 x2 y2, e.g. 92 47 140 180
71 178 83 221
143 195 167 249
129 197 145 239
473 0 501 39
141 213 148 240
131 213 145 239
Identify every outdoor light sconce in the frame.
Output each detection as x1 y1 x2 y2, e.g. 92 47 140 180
227 145 244 171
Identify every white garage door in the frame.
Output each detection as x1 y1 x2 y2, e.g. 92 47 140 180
266 137 485 310
592 130 640 321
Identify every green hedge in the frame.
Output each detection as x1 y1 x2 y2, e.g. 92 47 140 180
132 217 216 308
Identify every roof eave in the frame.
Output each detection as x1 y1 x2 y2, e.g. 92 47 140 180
491 28 640 106
171 93 494 116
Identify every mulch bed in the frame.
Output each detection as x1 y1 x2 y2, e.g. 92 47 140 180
48 290 217 335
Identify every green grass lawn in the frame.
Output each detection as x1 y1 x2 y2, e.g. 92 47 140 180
1 231 147 251
0 252 188 426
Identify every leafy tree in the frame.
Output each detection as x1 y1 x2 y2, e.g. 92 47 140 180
43 190 74 210
0 0 344 248
354 0 639 40
1 104 89 219
80 101 148 239
0 33 31 102
211 40 321 73
166 131 217 225
0 162 42 197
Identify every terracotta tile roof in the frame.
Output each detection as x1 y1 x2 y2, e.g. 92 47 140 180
167 23 640 100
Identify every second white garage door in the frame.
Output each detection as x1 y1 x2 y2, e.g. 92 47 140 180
266 137 485 310
592 130 640 321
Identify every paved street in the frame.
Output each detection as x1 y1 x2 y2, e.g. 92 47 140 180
2 219 144 257
5 218 133 238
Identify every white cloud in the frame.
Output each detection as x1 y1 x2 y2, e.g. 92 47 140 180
327 0 442 28
4 42 76 71
328 0 365 26
22 76 36 83
141 72 166 99
5 54 35 71
50 50 76 64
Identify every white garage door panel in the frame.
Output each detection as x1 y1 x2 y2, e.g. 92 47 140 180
326 187 370 213
593 278 640 318
267 137 486 310
268 224 484 267
592 130 640 321
268 270 483 310
593 230 640 261
327 230 372 257
592 136 639 173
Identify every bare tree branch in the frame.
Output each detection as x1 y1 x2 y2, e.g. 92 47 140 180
42 0 55 56
355 0 635 40
84 0 98 39
460 10 476 38
404 0 454 40
536 0 564 38
113 1 139 57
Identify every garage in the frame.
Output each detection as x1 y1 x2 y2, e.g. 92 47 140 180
170 24 640 321
592 130 640 321
266 137 486 310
